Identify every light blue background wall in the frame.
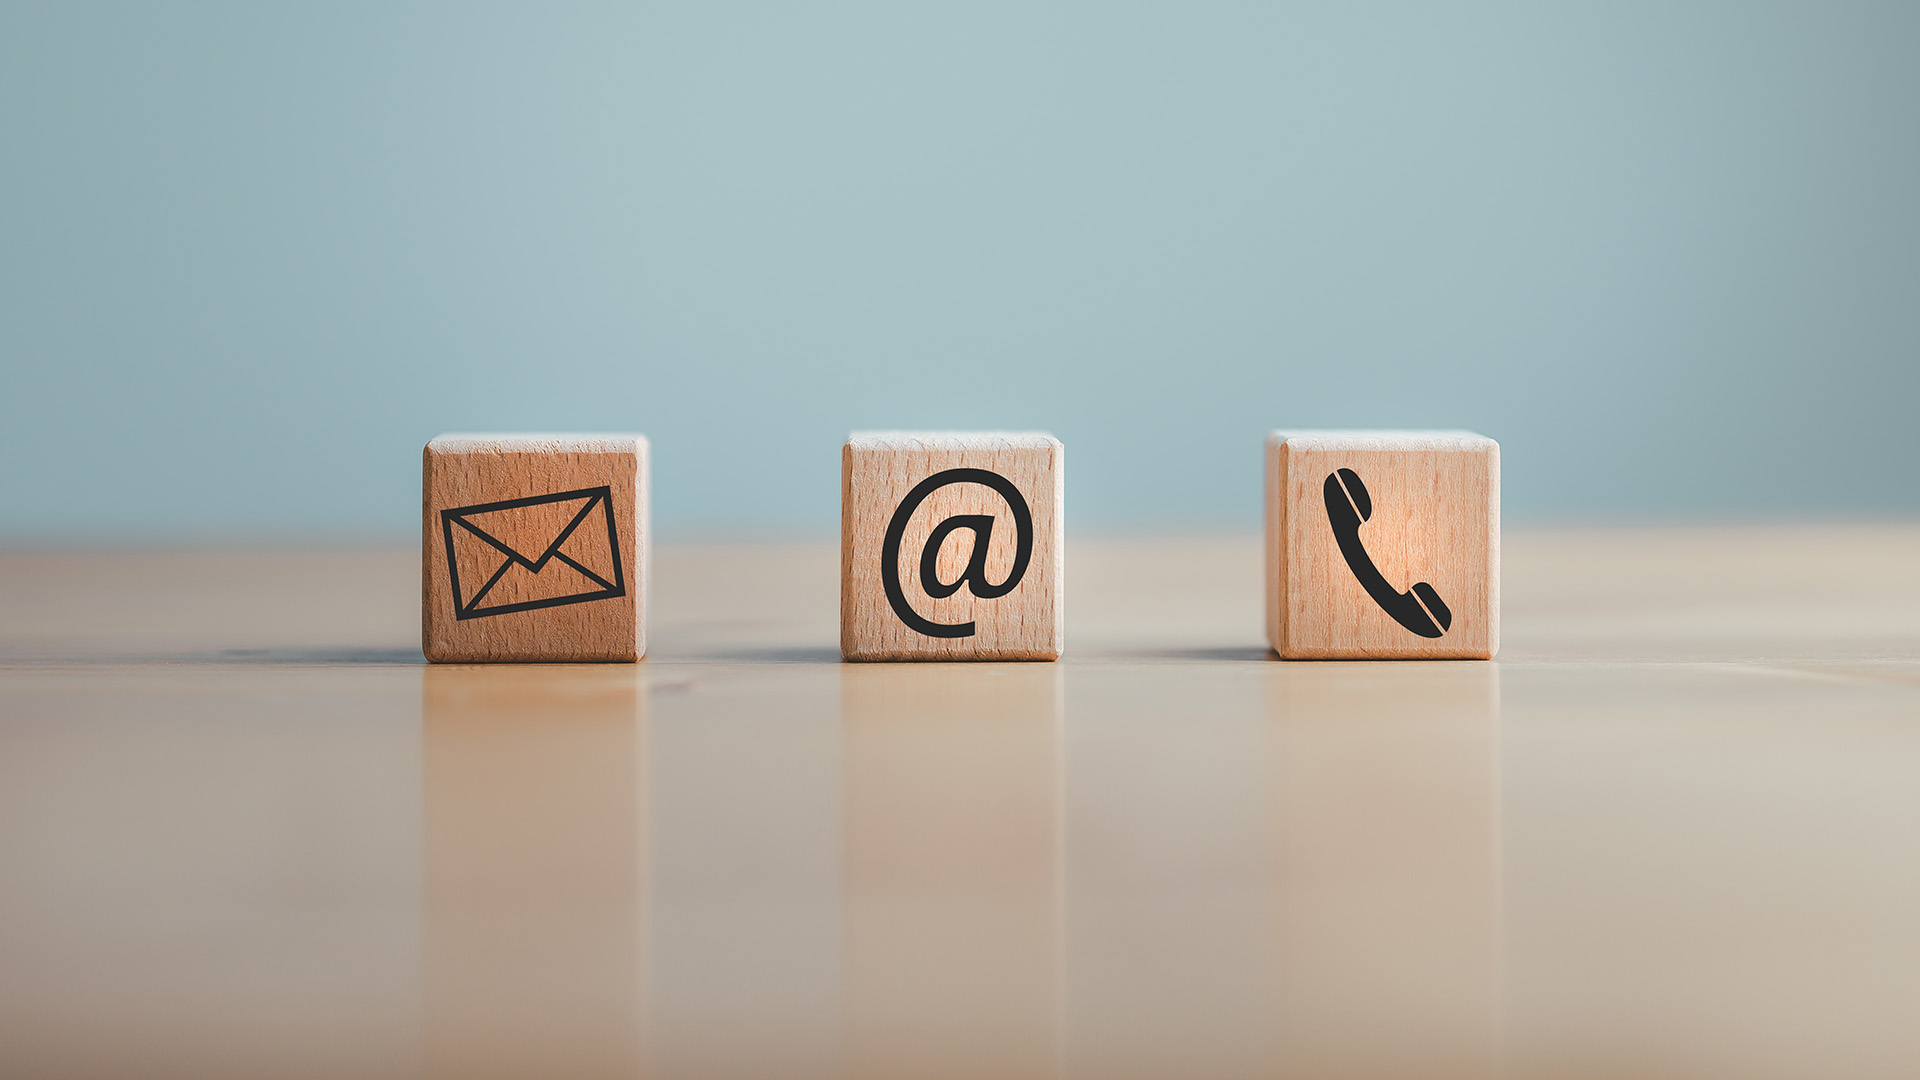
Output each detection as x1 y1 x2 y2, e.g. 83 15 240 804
3 2 1916 542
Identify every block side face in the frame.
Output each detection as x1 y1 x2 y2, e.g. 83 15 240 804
1277 440 1496 659
1485 442 1500 659
841 441 1063 661
633 439 650 661
1265 438 1286 654
1048 439 1065 651
840 442 858 657
422 445 438 660
423 443 644 663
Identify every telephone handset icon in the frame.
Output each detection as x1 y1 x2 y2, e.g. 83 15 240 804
1322 468 1453 639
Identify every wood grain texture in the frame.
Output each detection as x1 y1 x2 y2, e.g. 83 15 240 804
1266 430 1498 659
423 434 647 663
841 432 1064 661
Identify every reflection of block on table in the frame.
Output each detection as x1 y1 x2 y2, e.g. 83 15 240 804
423 434 648 663
840 665 1061 1079
841 432 1063 661
422 666 644 1080
1268 664 1501 1079
1266 430 1498 659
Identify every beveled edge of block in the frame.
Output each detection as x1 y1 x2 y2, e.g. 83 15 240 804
422 641 643 664
841 643 1063 663
1274 642 1496 661
1268 429 1496 452
846 431 1062 452
427 433 649 455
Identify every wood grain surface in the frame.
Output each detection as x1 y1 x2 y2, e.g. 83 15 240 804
841 432 1063 661
1267 431 1499 659
423 434 647 663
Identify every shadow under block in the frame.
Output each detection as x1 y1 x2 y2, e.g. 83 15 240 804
841 432 1064 661
423 434 647 663
1266 430 1499 660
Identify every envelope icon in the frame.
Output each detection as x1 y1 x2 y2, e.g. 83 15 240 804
441 486 627 620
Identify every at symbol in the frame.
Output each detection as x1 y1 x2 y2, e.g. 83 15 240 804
881 468 1033 638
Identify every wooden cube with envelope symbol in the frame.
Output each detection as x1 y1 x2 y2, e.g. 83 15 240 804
1267 430 1498 659
424 434 647 663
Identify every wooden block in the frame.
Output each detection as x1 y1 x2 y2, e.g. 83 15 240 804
423 434 647 663
841 432 1064 661
1266 431 1498 660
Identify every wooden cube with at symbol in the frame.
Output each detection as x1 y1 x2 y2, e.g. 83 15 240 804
1267 430 1498 659
423 434 647 663
841 432 1064 661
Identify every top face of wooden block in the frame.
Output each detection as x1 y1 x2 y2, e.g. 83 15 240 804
842 432 1064 661
427 433 648 455
847 431 1064 453
422 434 648 663
1268 430 1497 453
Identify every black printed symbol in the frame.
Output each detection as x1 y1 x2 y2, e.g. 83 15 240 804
442 486 626 620
1323 468 1452 638
881 468 1033 638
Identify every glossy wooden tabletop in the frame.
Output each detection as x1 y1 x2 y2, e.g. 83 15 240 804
3 526 1918 1079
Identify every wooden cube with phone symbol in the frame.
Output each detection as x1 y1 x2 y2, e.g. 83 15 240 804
1266 431 1498 659
841 432 1064 661
423 434 647 663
